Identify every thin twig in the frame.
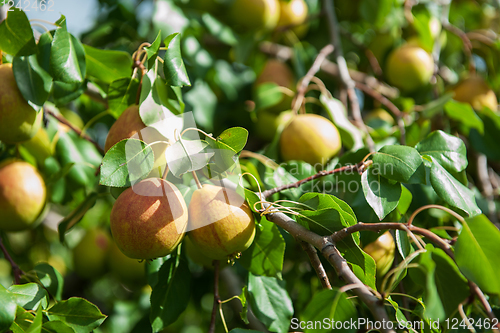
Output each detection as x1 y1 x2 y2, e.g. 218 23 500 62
208 260 221 333
45 106 105 155
354 81 406 145
0 235 24 284
259 42 399 99
442 22 475 73
262 160 371 198
323 0 375 152
299 240 332 289
292 44 335 114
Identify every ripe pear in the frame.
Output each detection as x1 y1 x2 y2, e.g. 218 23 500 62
229 0 280 32
0 64 42 144
184 235 228 269
452 76 498 111
188 184 256 260
255 109 293 141
254 59 295 113
72 228 111 279
280 114 342 166
104 105 169 177
386 45 434 92
363 231 395 277
276 0 308 28
110 178 188 259
108 241 146 286
0 161 46 232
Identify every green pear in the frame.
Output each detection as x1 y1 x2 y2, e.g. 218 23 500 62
280 114 342 166
108 241 146 286
0 160 46 232
110 178 188 259
72 228 111 279
0 64 42 143
363 231 395 277
188 184 255 260
386 45 434 92
229 0 280 32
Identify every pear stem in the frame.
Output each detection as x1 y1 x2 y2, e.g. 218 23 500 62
192 171 202 189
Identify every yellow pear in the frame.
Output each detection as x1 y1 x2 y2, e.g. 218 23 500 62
276 0 308 29
0 64 42 143
229 0 280 32
188 184 255 260
280 114 342 166
110 178 188 259
386 45 434 92
0 161 46 232
363 231 395 277
453 76 498 111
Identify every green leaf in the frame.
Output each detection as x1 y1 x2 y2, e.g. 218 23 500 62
301 289 357 333
361 168 402 220
107 77 140 118
428 156 481 217
12 54 53 107
165 139 213 178
46 298 106 333
431 248 469 318
254 82 284 111
417 245 446 321
145 31 162 69
41 321 76 333
416 130 467 173
239 217 285 278
0 284 17 333
239 286 249 325
372 145 425 184
248 273 293 333
184 79 217 132
201 13 238 46
150 256 191 331
444 100 484 134
469 107 500 161
163 33 190 87
321 94 364 150
25 306 42 333
455 214 500 295
0 7 37 56
83 45 132 84
33 263 64 301
55 131 94 188
57 193 98 243
8 283 48 310
218 127 248 153
50 17 86 84
99 139 155 187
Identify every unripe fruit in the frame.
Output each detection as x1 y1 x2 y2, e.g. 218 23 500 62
452 76 498 111
108 241 146 285
72 228 111 279
229 0 280 32
363 231 395 277
254 60 295 113
21 128 53 165
255 110 293 141
110 178 188 259
280 114 342 166
0 161 46 232
386 45 434 92
0 64 42 143
188 184 256 260
276 0 308 29
365 108 395 126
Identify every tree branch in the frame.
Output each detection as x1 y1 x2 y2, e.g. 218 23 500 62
323 0 375 152
45 106 105 155
0 234 24 284
208 260 221 333
299 240 332 289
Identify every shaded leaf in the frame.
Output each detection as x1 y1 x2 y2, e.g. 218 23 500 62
165 139 213 178
33 263 64 301
145 31 162 69
416 130 467 173
371 145 425 184
444 100 484 134
57 192 98 243
107 77 140 118
8 283 48 310
361 168 402 220
12 55 53 107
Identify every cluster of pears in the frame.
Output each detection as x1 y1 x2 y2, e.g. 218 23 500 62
105 107 255 262
0 64 48 233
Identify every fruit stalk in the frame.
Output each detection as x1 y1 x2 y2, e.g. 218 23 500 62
208 260 220 333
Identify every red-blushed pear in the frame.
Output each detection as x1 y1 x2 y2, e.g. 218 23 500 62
72 228 111 279
0 160 46 232
363 231 395 277
0 64 42 144
188 184 256 260
184 235 228 269
386 45 434 92
452 76 498 111
110 178 188 259
104 105 146 152
279 114 342 166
